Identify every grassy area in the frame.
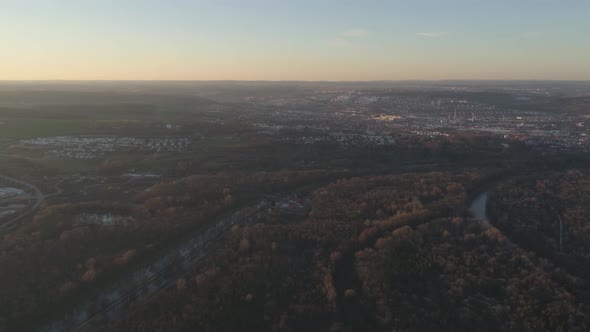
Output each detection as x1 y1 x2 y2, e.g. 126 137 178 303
0 118 90 139
0 110 270 175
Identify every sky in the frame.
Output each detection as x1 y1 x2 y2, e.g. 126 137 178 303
1 0 590 81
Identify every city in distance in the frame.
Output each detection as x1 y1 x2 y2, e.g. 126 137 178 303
2 80 590 332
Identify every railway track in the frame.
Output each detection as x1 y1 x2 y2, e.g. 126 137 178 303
40 199 271 332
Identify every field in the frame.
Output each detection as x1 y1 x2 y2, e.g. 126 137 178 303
0 118 90 140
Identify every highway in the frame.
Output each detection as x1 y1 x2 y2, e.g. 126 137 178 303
0 174 44 231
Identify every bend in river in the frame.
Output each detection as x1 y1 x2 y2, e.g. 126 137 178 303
469 191 489 223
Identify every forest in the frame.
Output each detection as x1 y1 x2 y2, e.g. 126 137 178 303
488 170 590 280
109 171 590 332
0 170 343 331
2 82 590 332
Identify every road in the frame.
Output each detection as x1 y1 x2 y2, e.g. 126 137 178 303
0 174 44 231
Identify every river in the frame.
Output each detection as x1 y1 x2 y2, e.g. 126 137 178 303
469 191 490 222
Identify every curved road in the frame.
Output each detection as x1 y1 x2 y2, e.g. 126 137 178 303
0 174 44 231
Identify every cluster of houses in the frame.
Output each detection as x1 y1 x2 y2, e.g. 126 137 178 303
269 195 311 217
287 132 395 147
15 136 191 159
76 213 134 226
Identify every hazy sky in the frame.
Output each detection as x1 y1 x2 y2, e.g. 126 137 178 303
2 0 590 80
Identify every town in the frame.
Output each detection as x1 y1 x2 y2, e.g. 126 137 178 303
237 85 590 152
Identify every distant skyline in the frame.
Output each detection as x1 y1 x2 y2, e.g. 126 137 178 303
2 0 590 81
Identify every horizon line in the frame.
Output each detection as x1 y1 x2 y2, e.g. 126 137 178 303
1 79 590 83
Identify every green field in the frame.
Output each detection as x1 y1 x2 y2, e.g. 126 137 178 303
0 118 90 139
